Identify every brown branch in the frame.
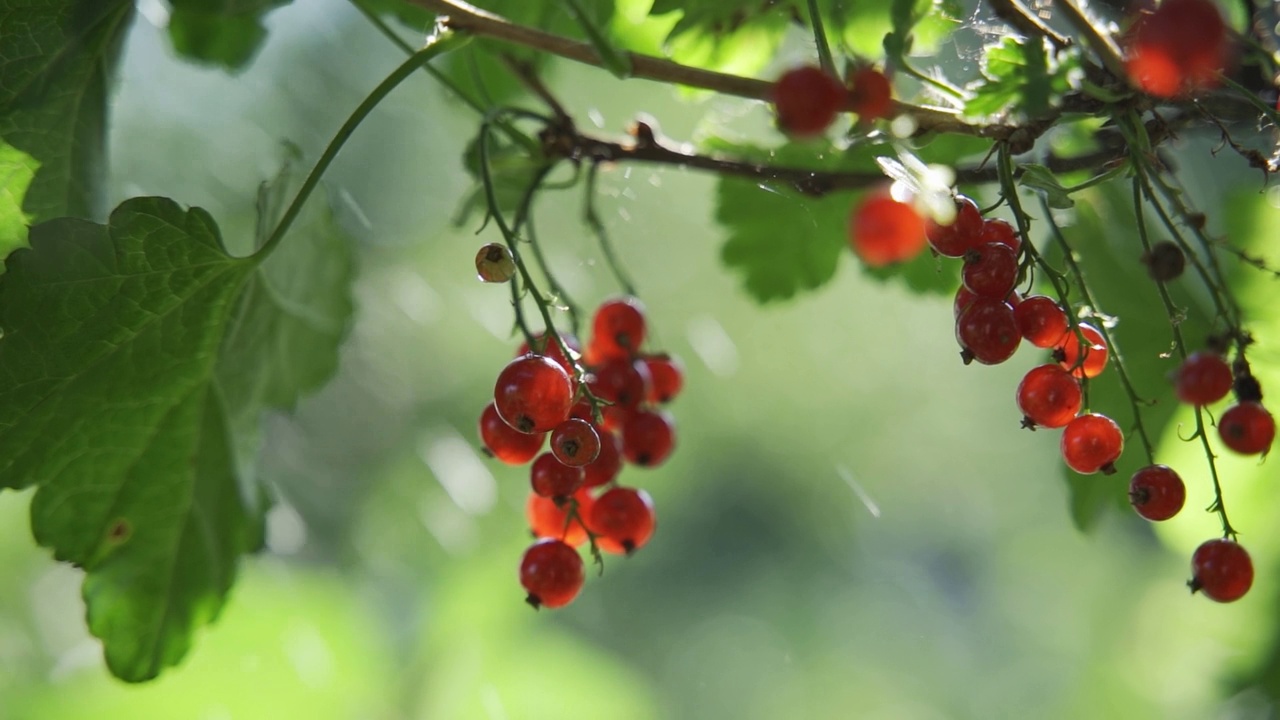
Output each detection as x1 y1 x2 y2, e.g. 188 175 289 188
535 117 1134 197
986 0 1071 49
408 0 1023 140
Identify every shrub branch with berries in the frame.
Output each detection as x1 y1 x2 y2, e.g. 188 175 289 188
2 0 1280 682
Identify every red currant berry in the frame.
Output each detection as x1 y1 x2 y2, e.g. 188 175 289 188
520 539 585 609
1175 351 1233 406
1125 0 1228 98
954 285 979 319
641 353 684 404
588 357 652 410
1189 538 1252 603
1218 402 1275 455
962 242 1019 299
517 332 581 380
978 218 1021 254
550 418 601 467
494 355 575 433
530 452 586 500
1128 465 1186 521
849 193 927 267
587 486 657 555
1055 323 1108 379
1016 364 1082 429
772 65 846 137
621 409 676 467
582 428 624 487
589 296 648 361
1060 413 1124 475
526 488 594 547
955 297 1020 365
928 195 984 258
848 67 892 120
479 402 545 464
1014 296 1070 348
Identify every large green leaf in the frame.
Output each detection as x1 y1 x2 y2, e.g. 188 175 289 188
167 0 292 69
0 193 355 681
964 37 1081 120
0 0 133 225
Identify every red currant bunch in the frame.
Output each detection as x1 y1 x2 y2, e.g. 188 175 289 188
476 296 681 609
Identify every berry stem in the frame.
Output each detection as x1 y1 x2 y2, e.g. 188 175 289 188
512 164 584 338
1038 196 1157 464
804 0 838 77
585 162 640 297
256 32 463 261
1130 178 1238 539
996 142 1091 405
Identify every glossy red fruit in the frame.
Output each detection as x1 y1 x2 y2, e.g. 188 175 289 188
526 488 594 547
582 428 624 488
479 402 545 464
588 357 651 410
962 242 1019 299
1218 402 1275 455
517 332 581 380
641 353 684 404
1056 323 1108 379
849 193 927 267
1175 351 1233 406
953 285 979 319
621 409 676 467
1014 296 1070 348
848 67 892 120
1190 538 1253 603
494 355 575 433
520 539 585 609
587 487 657 555
979 218 1021 254
1061 413 1124 474
550 418 601 467
928 196 984 258
1125 0 1229 98
530 452 586 500
1128 465 1186 521
773 65 847 137
1016 364 1082 429
590 297 647 361
956 297 1020 365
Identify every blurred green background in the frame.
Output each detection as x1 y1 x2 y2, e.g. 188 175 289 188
2 1 1280 718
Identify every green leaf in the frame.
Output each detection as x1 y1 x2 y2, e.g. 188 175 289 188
0 0 133 223
0 142 38 253
217 191 356 481
167 0 292 69
1019 163 1075 209
718 180 851 302
564 0 631 78
359 0 436 28
0 197 260 680
964 38 1080 120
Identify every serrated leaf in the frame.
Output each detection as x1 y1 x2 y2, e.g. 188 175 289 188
167 0 292 69
0 197 261 680
0 0 133 224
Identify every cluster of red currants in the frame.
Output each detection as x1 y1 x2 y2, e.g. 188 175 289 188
478 297 683 609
